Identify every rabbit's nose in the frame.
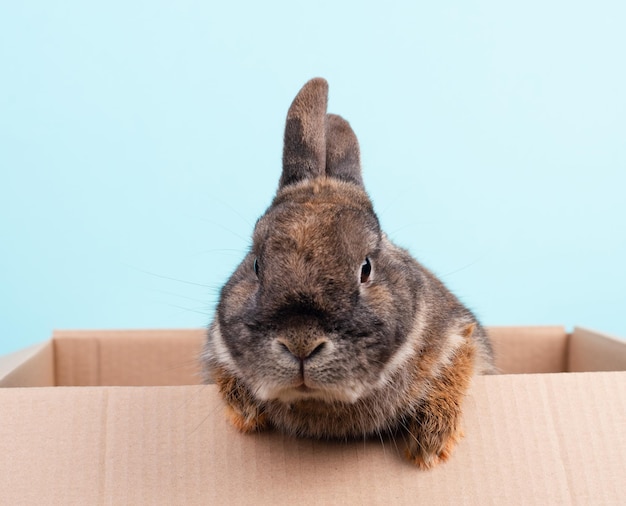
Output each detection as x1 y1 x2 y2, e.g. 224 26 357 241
276 338 328 361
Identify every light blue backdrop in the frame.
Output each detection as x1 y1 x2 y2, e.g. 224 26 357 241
1 2 625 355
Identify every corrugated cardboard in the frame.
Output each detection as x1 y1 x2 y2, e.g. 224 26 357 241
1 326 625 505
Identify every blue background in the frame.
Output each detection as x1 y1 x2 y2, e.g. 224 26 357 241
1 1 625 355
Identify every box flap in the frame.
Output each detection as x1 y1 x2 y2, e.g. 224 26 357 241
568 327 626 372
53 329 205 386
0 341 54 387
487 326 568 373
1 373 624 504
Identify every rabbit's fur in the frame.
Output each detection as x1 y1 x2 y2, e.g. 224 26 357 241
203 78 494 469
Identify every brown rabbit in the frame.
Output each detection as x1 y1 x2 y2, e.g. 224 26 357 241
202 78 495 469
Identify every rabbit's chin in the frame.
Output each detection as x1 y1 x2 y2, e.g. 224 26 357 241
255 382 367 405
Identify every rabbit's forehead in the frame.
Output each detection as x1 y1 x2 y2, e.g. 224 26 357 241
255 202 379 260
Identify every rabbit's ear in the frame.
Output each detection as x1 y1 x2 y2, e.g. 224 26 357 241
280 78 328 189
325 114 363 186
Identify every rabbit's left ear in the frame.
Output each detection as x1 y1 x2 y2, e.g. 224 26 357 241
280 78 328 189
325 113 363 186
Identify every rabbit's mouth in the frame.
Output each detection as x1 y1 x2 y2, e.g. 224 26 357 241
276 379 324 402
266 379 367 405
295 384 313 393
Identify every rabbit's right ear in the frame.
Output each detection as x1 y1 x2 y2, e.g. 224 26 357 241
325 113 363 186
280 78 328 189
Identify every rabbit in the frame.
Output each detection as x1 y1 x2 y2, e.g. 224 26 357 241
202 77 495 469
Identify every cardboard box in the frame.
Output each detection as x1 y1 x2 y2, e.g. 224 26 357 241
1 326 625 505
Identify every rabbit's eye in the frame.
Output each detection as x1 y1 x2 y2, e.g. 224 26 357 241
254 258 260 277
360 257 372 283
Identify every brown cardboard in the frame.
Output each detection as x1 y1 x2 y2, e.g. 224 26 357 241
0 340 54 387
1 326 626 505
52 329 205 386
568 327 626 372
488 325 569 373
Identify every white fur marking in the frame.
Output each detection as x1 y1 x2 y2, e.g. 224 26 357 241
372 311 426 392
206 321 240 375
429 329 466 380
